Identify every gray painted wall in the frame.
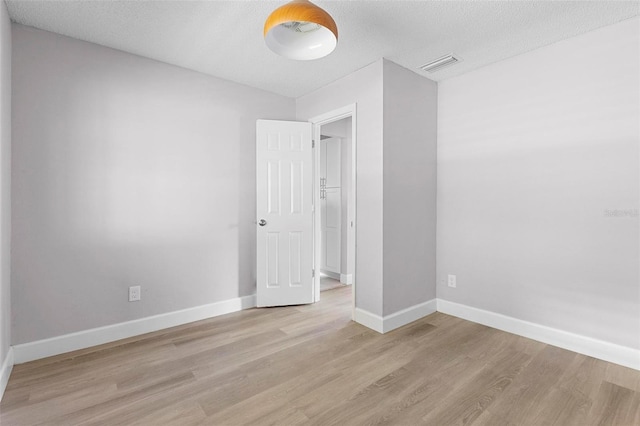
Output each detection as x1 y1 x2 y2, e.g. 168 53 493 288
11 25 295 344
297 61 384 316
0 1 11 368
382 60 437 316
437 17 639 349
297 59 438 318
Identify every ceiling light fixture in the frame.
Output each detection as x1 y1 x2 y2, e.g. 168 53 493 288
264 0 338 60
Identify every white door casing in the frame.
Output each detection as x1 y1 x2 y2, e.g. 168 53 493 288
256 120 314 307
310 104 357 304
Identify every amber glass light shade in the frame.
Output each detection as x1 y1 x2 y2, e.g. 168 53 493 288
264 0 338 60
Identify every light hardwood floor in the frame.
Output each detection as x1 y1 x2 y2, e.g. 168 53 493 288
1 286 639 425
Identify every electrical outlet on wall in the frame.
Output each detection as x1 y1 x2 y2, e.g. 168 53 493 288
447 275 457 288
129 285 141 302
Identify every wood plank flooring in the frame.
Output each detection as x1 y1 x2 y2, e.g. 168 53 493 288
2 286 639 425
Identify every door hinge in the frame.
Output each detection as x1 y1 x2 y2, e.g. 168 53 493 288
312 269 315 278
312 140 315 148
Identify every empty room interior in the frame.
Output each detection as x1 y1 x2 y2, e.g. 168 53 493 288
0 1 639 425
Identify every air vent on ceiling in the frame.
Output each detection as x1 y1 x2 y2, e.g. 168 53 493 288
419 54 461 73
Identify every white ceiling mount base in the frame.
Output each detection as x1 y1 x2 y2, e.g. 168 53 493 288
265 24 337 60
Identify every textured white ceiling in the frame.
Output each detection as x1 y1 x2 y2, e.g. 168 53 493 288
6 1 640 98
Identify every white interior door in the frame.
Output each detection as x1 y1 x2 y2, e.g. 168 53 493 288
321 187 341 274
256 119 314 307
320 137 341 276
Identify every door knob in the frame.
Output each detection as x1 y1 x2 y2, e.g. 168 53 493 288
258 219 267 227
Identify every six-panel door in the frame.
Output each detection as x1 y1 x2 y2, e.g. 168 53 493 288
256 120 314 307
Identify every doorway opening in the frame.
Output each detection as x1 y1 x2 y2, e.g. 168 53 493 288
310 105 356 317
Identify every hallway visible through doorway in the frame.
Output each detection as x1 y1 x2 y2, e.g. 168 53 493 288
320 275 346 292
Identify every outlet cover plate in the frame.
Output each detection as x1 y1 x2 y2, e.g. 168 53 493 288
447 275 457 288
129 285 141 302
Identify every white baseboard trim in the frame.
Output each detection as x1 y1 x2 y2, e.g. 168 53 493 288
437 299 640 371
340 274 353 285
354 298 437 334
0 347 14 402
384 299 438 333
13 294 256 364
354 308 384 333
320 270 340 280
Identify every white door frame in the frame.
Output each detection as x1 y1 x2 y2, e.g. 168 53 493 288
309 104 357 318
